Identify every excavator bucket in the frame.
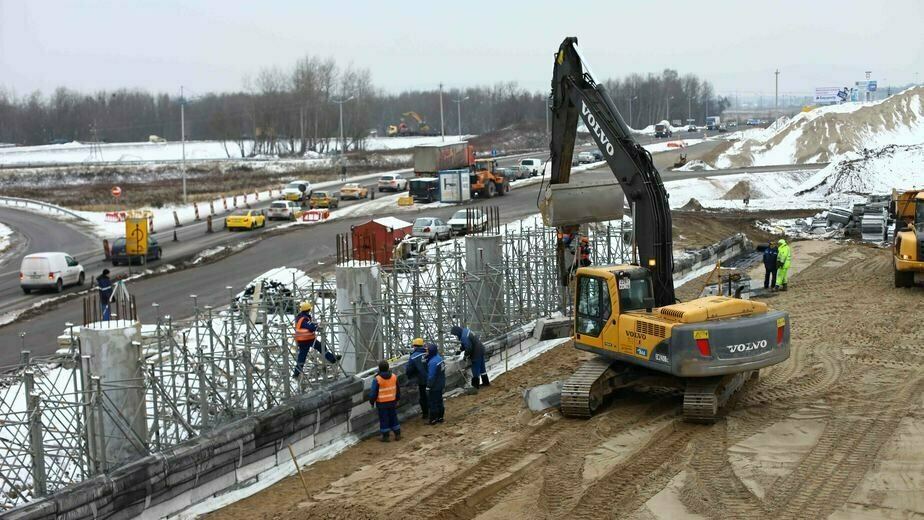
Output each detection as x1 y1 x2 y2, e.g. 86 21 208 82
540 180 624 227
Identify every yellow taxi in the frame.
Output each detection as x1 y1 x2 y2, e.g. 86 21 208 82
339 183 369 200
226 209 266 231
309 191 340 209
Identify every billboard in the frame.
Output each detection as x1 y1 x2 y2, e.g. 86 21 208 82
855 80 878 92
814 87 850 104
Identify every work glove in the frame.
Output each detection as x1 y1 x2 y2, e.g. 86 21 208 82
368 399 375 409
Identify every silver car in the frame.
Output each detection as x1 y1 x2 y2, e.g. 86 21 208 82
412 217 451 242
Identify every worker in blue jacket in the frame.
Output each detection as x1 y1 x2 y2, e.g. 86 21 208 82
451 325 490 390
405 337 429 420
368 360 401 442
425 342 445 425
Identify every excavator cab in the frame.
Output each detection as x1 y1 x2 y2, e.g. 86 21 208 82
574 265 655 354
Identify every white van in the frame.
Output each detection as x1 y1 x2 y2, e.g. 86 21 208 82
519 158 543 177
20 252 85 294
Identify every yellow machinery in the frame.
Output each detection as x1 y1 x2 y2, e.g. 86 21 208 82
891 188 924 287
548 38 791 423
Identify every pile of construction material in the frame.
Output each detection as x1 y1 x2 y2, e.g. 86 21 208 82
760 194 893 243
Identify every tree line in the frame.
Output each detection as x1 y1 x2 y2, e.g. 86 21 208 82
0 57 728 152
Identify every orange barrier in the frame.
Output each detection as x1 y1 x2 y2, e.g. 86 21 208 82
301 209 330 222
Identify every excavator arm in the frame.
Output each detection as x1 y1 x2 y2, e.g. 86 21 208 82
548 37 675 306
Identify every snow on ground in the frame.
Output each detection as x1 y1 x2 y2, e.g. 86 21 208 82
664 170 829 211
0 223 12 256
644 138 704 154
0 136 472 166
716 86 924 168
794 143 924 197
673 160 715 172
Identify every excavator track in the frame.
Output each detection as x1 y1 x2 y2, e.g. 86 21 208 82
682 370 756 423
561 358 621 418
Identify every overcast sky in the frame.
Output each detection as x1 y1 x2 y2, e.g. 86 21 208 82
2 0 922 99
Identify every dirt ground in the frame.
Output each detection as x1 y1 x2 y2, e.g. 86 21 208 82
209 240 924 520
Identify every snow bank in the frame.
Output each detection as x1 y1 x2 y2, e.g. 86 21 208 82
0 136 473 166
794 144 924 197
673 160 715 172
716 86 924 167
0 222 12 255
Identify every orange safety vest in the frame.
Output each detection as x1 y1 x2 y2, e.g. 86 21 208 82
375 374 397 403
293 316 317 342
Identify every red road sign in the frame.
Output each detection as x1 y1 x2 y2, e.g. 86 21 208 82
111 186 122 197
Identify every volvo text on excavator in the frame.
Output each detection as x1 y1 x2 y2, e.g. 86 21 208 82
544 37 791 423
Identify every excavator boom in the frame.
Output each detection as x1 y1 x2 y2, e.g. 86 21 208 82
549 37 675 306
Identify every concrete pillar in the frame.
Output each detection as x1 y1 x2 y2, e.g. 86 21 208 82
465 235 505 340
79 320 148 465
336 263 383 375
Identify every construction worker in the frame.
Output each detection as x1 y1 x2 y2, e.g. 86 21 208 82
425 342 445 425
776 238 792 291
451 326 489 390
557 229 576 249
405 337 429 420
292 302 340 379
579 236 592 267
368 360 401 442
756 242 778 289
96 269 113 320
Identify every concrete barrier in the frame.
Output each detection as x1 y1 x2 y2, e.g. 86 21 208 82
7 319 569 520
672 232 751 283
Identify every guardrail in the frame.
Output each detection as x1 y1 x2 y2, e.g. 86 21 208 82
0 196 89 221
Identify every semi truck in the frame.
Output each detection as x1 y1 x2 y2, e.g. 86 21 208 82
413 142 475 176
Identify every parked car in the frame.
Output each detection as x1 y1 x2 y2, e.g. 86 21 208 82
576 151 596 164
20 252 85 293
267 200 302 221
339 182 369 200
412 217 451 242
519 158 543 176
226 209 266 231
309 190 340 209
377 174 408 193
282 180 312 203
110 236 163 266
448 209 487 235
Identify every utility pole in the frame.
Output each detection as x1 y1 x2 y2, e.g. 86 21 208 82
688 95 692 122
546 92 551 135
452 96 468 140
332 95 354 155
439 83 445 142
628 96 637 129
666 96 674 123
774 69 780 109
180 86 187 203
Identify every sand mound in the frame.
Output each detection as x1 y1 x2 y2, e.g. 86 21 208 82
795 143 924 197
717 86 924 168
679 198 705 211
721 180 755 200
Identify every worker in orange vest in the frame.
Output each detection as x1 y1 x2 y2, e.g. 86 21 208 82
579 236 592 267
368 360 401 442
292 301 340 379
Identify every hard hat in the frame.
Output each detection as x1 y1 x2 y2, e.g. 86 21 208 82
412 337 424 346
300 301 313 312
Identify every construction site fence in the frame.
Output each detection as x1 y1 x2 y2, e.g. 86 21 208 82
0 217 633 511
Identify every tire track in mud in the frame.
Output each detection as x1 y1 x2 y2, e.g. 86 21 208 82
417 398 678 520
537 399 679 519
565 421 702 519
764 376 924 520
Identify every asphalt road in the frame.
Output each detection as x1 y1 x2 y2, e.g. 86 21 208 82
0 136 738 364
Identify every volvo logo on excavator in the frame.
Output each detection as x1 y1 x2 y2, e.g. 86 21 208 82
581 102 615 156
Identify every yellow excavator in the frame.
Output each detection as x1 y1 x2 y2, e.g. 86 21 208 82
401 111 435 136
545 37 791 423
891 188 924 287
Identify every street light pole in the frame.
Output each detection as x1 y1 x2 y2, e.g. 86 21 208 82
439 83 445 142
666 95 674 123
452 96 468 140
180 86 187 203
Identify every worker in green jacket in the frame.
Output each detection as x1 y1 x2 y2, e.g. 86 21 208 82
776 238 791 291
